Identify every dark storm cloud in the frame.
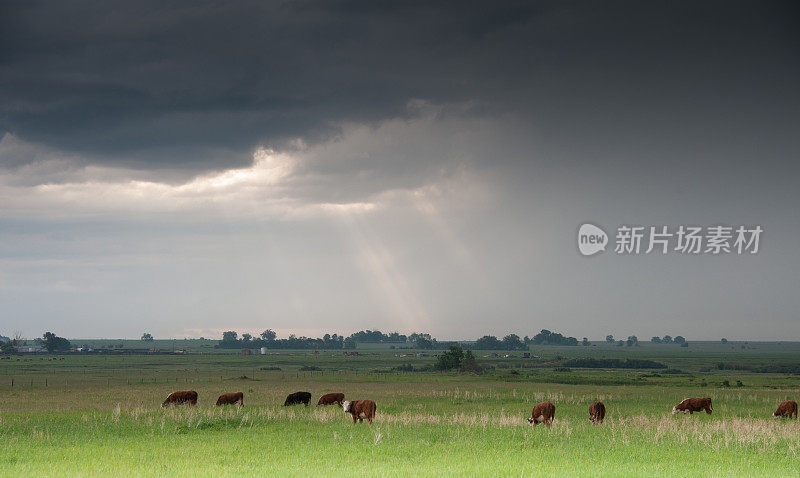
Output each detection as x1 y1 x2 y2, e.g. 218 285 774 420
1 0 797 173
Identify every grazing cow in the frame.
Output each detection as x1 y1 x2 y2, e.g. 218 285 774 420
317 392 345 407
284 391 312 406
773 400 798 419
527 401 556 426
216 392 244 407
589 401 606 424
342 399 377 424
161 390 198 407
672 397 712 415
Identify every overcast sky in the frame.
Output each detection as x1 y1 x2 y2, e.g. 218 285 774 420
1 1 798 340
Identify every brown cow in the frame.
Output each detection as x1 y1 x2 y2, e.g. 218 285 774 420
342 399 377 424
672 397 712 415
317 392 345 407
527 401 555 426
773 400 798 419
216 392 244 407
161 390 198 407
589 401 606 424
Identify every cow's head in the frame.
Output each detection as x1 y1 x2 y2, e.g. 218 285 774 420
342 400 351 412
527 417 537 425
773 411 778 417
671 407 679 415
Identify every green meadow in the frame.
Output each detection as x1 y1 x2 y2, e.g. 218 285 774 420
2 342 800 476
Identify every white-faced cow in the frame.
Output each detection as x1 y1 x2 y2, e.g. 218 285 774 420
317 392 345 407
672 397 712 415
161 390 198 407
589 401 606 424
216 392 244 407
342 399 377 424
773 400 798 419
527 401 555 426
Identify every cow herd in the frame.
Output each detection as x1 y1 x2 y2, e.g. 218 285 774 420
160 389 377 424
525 397 799 427
160 390 799 426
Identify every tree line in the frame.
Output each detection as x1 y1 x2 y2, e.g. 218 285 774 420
215 329 444 350
601 335 687 347
215 328 587 350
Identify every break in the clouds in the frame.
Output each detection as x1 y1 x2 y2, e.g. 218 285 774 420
0 1 798 340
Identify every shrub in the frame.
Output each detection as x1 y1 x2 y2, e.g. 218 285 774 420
436 346 482 372
436 346 464 371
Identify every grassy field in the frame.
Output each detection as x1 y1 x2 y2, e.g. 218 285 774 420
2 342 800 476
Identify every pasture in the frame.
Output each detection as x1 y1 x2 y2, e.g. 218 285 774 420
2 343 800 476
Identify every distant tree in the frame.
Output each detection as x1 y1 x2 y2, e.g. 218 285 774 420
436 346 465 371
674 336 686 344
222 331 238 343
661 335 673 344
0 340 13 354
387 332 407 343
474 335 503 350
502 334 525 350
616 340 624 347
626 336 638 347
241 333 253 344
260 329 276 341
531 329 578 346
721 338 728 343
606 335 615 344
650 336 662 343
408 333 432 344
582 337 590 346
415 337 433 349
343 337 357 349
141 333 154 342
460 350 481 372
348 330 403 343
41 332 71 352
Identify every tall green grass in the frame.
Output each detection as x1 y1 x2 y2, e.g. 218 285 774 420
2 376 800 476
